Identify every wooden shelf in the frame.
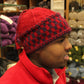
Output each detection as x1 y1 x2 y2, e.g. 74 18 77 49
0 44 15 48
0 10 23 13
71 27 84 30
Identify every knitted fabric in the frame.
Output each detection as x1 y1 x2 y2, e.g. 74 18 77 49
15 7 71 54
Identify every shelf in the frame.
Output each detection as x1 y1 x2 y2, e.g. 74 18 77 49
0 4 27 14
0 44 15 48
71 27 84 30
6 44 15 47
0 10 23 13
0 3 27 7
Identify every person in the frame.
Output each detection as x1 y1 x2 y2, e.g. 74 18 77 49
0 7 72 84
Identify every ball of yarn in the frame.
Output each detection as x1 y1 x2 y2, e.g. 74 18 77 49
12 16 19 23
78 11 84 21
0 33 9 39
12 34 16 42
68 20 77 28
69 12 78 20
1 23 9 33
1 19 12 29
70 31 78 39
76 39 84 46
0 15 18 47
12 22 17 29
68 38 76 45
78 30 84 39
9 33 15 40
1 39 12 47
9 27 16 33
77 21 84 28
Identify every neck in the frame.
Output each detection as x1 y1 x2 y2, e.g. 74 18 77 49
29 58 53 74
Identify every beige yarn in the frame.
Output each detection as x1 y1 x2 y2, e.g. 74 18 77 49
78 11 84 21
70 31 78 40
78 30 84 39
68 38 76 45
69 12 78 20
76 39 84 46
77 21 84 28
68 20 77 28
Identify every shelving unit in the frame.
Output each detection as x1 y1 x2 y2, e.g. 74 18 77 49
65 1 84 84
0 4 27 59
0 0 27 60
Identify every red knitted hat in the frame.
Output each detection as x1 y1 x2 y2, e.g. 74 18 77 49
15 7 71 54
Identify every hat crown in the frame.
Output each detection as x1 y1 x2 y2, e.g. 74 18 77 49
16 7 55 37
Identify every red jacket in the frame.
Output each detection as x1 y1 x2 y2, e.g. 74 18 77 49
0 50 66 84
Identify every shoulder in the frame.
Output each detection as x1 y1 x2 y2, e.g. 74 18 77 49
0 61 23 84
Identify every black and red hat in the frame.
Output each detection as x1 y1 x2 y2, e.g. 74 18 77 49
15 7 71 54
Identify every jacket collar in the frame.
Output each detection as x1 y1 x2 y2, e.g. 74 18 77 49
19 49 65 84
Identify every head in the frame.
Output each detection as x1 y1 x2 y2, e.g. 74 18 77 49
16 7 72 70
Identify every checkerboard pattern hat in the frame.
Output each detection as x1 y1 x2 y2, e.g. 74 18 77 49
15 7 71 54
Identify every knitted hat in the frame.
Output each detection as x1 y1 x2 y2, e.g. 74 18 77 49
15 7 71 54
